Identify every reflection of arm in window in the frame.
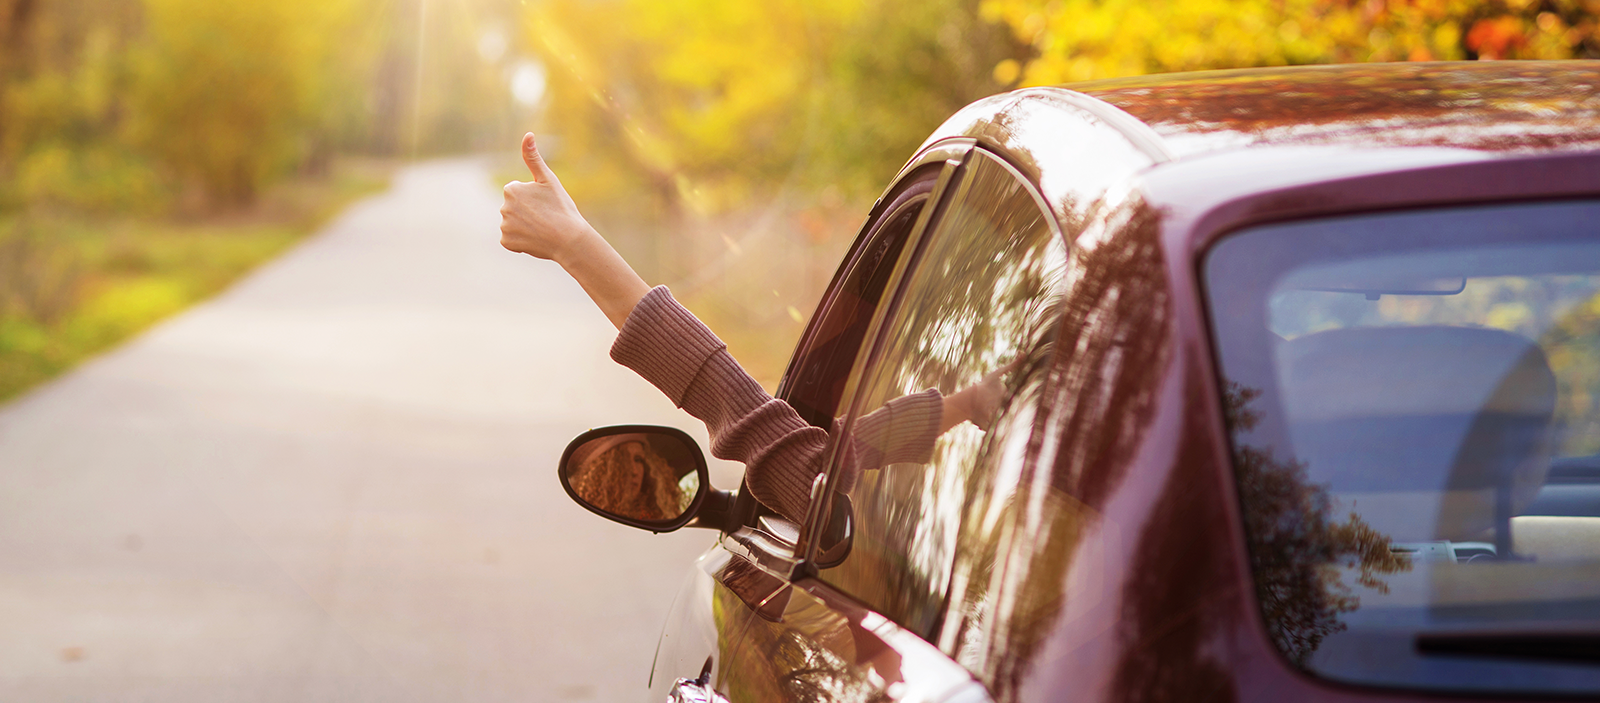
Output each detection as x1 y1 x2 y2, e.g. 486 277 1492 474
843 389 943 473
610 286 946 522
937 361 1015 433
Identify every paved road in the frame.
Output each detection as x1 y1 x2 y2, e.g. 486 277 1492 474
0 159 745 702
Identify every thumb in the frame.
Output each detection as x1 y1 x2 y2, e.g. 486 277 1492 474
521 132 555 183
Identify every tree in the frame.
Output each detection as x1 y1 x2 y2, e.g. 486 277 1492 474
982 0 1600 85
124 0 356 206
523 0 1023 214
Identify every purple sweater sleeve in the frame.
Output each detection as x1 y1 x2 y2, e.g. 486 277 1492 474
610 286 942 522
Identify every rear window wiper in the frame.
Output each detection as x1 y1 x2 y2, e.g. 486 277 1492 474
1416 633 1600 664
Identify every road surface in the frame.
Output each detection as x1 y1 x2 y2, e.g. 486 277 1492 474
0 159 745 702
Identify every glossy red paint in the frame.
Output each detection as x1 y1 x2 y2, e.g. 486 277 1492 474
1078 62 1600 157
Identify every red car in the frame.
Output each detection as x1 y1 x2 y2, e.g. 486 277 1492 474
560 61 1600 702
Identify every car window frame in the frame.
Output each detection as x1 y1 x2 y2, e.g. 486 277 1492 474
796 147 1067 580
773 141 976 406
788 153 971 565
712 143 973 554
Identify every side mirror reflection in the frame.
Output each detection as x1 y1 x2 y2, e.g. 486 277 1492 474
559 425 709 532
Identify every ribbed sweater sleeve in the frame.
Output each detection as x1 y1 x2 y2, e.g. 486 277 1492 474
848 389 943 469
610 285 944 522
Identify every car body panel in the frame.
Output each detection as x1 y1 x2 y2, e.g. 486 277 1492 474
718 576 985 703
913 89 1161 239
651 544 735 701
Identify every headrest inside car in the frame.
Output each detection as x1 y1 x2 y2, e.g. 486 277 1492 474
1277 325 1556 540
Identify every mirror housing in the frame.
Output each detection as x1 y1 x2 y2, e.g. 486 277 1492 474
814 491 853 568
558 425 733 533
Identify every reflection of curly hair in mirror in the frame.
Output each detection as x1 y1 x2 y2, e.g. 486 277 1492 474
569 437 684 521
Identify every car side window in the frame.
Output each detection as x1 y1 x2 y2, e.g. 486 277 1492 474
817 150 1068 639
779 167 940 430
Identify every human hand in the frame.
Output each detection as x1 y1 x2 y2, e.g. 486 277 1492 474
500 133 651 330
942 359 1019 432
500 132 596 262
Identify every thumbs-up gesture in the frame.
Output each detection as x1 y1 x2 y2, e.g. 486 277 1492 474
498 133 651 330
500 132 594 261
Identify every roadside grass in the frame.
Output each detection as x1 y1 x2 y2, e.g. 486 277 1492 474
0 160 393 402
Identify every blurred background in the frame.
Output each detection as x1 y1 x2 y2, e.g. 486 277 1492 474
3 0 1598 392
1 0 1598 700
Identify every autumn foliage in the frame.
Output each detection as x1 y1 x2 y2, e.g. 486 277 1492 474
1 0 1596 397
0 0 520 213
987 0 1600 85
0 0 522 400
526 0 1599 219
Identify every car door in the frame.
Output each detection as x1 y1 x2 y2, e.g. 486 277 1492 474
709 147 1072 702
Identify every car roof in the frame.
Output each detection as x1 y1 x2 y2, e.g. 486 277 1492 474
1072 61 1600 159
914 61 1600 244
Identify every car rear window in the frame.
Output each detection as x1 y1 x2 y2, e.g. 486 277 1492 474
1203 200 1600 696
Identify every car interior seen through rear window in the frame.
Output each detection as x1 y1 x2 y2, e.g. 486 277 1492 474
1204 200 1600 696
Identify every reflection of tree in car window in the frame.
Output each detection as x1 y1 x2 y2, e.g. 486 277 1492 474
1223 382 1408 666
1538 286 1600 456
942 199 1171 699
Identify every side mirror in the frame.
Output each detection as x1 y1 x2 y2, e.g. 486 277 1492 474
558 425 733 533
